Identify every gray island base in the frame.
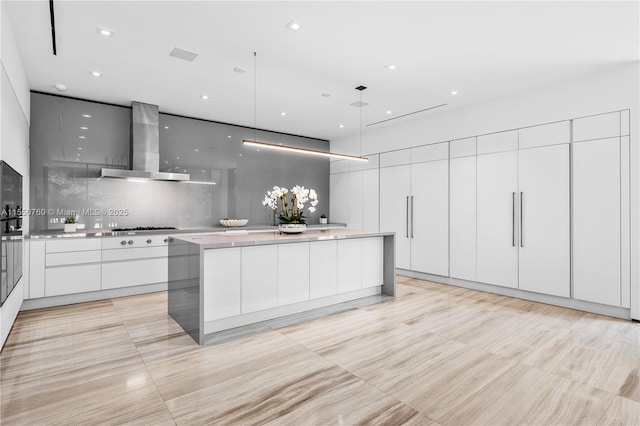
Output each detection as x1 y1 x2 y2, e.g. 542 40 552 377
168 229 395 345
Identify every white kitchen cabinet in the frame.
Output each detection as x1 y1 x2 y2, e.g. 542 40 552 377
362 168 379 231
574 137 621 306
410 159 449 276
337 238 362 292
330 167 378 230
203 248 241 321
477 150 519 288
310 240 338 298
278 242 310 305
621 136 630 308
380 164 411 270
477 130 518 155
45 264 101 297
362 237 384 288
348 170 365 229
241 245 278 313
46 250 101 267
101 258 167 290
46 238 101 253
518 121 571 149
329 172 349 225
518 144 570 297
450 155 476 281
573 111 620 142
28 241 45 299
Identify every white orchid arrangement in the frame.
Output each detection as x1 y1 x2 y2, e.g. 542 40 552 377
262 185 319 224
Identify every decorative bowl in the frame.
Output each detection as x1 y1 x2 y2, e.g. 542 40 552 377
219 219 249 227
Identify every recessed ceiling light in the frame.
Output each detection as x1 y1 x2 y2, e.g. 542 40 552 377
165 161 169 164
183 169 187 173
239 154 243 157
176 157 180 160
77 147 82 150
82 114 92 118
96 27 114 37
164 126 169 129
233 67 246 74
281 112 287 116
285 20 303 31
386 110 392 114
79 136 86 139
76 158 80 161
227 135 231 138
201 95 209 100
385 64 397 70
80 126 88 130
194 149 199 152
338 124 344 128
450 90 458 96
55 83 67 91
321 93 331 98
90 71 102 77
201 170 206 173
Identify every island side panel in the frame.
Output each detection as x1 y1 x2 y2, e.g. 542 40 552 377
168 238 202 344
382 234 396 296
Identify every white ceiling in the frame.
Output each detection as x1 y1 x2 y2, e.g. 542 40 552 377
5 1 639 141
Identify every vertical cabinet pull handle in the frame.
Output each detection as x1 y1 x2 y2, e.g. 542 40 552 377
406 196 409 238
520 192 524 247
512 192 516 247
411 196 415 238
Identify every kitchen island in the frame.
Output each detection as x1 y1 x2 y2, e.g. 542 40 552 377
167 229 395 344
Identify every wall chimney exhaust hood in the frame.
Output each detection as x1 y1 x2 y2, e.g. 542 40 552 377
101 102 190 181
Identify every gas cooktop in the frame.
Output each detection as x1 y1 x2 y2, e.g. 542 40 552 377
110 226 177 232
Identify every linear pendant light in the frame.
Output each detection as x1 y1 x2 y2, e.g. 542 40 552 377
247 52 367 163
242 140 368 162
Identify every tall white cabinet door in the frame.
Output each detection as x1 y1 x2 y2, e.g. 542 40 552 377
241 245 278 313
362 168 379 231
310 240 337 299
574 138 621 306
278 242 310 306
204 248 241 321
476 150 519 288
348 171 364 229
450 156 476 281
518 145 570 297
410 160 449 276
380 165 411 270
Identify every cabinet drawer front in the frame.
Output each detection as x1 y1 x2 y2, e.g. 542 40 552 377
519 121 570 149
101 235 169 250
45 264 101 297
411 142 448 163
450 137 476 158
46 250 101 267
477 130 518 155
573 111 620 142
46 238 101 253
101 246 168 262
101 258 168 289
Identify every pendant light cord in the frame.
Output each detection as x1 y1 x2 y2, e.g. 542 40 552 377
359 90 363 157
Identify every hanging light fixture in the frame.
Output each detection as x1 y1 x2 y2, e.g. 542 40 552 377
242 52 368 162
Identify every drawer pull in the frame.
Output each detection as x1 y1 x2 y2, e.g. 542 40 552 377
128 240 134 245
163 238 168 243
120 240 127 246
146 239 152 244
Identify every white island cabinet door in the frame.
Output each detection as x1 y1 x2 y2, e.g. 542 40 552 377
380 165 411 270
241 245 278 313
278 242 310 306
476 150 519 288
337 239 362 292
204 248 241 321
450 156 476 281
310 240 337 299
518 144 570 297
410 159 449 276
362 237 384 288
574 138 621 306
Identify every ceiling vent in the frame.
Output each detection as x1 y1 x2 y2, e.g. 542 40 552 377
349 101 369 108
169 47 199 62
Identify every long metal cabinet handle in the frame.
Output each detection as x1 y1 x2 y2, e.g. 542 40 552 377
406 196 409 238
411 196 415 238
520 192 524 247
512 192 516 247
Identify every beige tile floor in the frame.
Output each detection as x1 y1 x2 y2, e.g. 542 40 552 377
1 276 640 425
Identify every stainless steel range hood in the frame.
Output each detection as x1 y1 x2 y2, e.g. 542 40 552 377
101 102 190 181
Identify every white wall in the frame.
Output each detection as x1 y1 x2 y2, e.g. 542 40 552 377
331 63 640 318
1 1 31 349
